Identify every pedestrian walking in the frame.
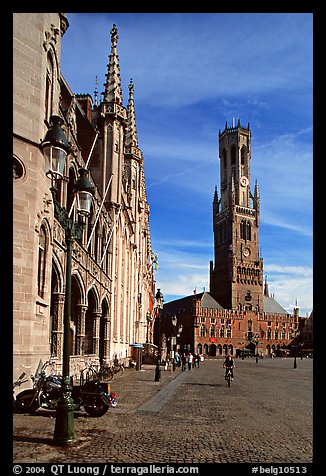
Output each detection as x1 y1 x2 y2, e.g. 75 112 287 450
187 352 193 371
181 353 187 371
174 351 181 367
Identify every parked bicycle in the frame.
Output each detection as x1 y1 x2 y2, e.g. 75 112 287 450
98 361 124 381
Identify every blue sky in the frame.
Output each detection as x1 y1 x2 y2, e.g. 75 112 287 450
61 13 313 317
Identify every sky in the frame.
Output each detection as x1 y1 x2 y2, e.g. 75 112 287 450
60 12 313 317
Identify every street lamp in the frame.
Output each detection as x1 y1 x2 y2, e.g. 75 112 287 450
154 289 164 382
41 115 95 445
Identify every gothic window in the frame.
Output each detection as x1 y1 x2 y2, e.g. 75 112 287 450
220 327 225 338
227 328 232 338
231 146 236 165
37 224 47 298
246 221 251 241
210 325 216 337
267 328 272 340
200 324 206 337
101 226 107 272
67 168 76 214
45 53 54 122
240 220 251 241
241 146 245 165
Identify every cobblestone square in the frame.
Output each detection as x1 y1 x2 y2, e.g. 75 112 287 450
13 357 313 464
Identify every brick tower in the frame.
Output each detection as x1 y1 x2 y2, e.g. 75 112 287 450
209 120 264 311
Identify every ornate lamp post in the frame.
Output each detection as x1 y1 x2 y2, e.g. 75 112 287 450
154 289 164 382
41 115 95 445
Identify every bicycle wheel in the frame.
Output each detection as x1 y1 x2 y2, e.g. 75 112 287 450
114 365 124 377
101 367 114 381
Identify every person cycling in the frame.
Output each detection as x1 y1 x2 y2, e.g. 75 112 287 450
223 355 235 381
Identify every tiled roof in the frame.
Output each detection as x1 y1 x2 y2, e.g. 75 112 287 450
263 295 288 314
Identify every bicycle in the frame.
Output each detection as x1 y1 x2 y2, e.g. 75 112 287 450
80 363 100 385
225 368 233 387
98 362 124 380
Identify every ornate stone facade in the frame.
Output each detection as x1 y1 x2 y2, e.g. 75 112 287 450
13 14 156 379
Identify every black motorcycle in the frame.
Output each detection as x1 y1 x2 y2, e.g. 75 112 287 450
14 361 117 417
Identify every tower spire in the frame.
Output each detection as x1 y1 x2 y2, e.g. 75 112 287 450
103 24 123 105
94 75 99 107
264 275 269 297
125 78 139 150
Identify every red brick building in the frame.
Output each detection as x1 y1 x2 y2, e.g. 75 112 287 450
157 121 306 358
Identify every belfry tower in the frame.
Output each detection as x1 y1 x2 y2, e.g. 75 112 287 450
209 120 264 311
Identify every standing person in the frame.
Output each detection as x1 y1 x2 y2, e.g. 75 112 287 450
187 352 193 371
223 354 235 380
174 351 181 368
181 353 187 371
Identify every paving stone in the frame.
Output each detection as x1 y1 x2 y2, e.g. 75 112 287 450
13 358 313 464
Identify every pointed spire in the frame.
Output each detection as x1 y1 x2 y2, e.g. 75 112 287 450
94 75 99 107
264 275 269 297
103 24 123 105
213 186 220 214
125 78 139 149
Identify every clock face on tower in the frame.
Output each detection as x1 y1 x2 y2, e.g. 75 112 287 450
243 246 251 257
240 176 249 187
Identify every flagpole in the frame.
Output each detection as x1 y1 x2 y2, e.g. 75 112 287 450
86 174 113 250
68 131 100 218
100 208 122 266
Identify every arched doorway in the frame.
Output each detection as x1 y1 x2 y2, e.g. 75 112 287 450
50 260 63 358
70 274 84 355
85 288 99 356
99 298 110 364
209 343 217 356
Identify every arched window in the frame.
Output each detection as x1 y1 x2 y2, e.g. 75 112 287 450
45 53 54 122
246 221 251 241
210 325 216 337
231 146 236 165
67 168 76 215
240 220 251 241
200 324 206 337
241 146 246 165
37 224 47 298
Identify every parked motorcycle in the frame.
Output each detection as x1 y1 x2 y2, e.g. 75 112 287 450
14 361 117 417
13 371 29 411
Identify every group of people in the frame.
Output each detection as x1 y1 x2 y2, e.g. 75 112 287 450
162 351 202 371
180 351 202 371
162 351 236 381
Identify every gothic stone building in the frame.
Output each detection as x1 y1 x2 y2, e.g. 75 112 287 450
159 121 303 358
13 13 156 379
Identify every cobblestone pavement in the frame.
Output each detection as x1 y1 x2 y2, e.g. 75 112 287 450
13 357 313 464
